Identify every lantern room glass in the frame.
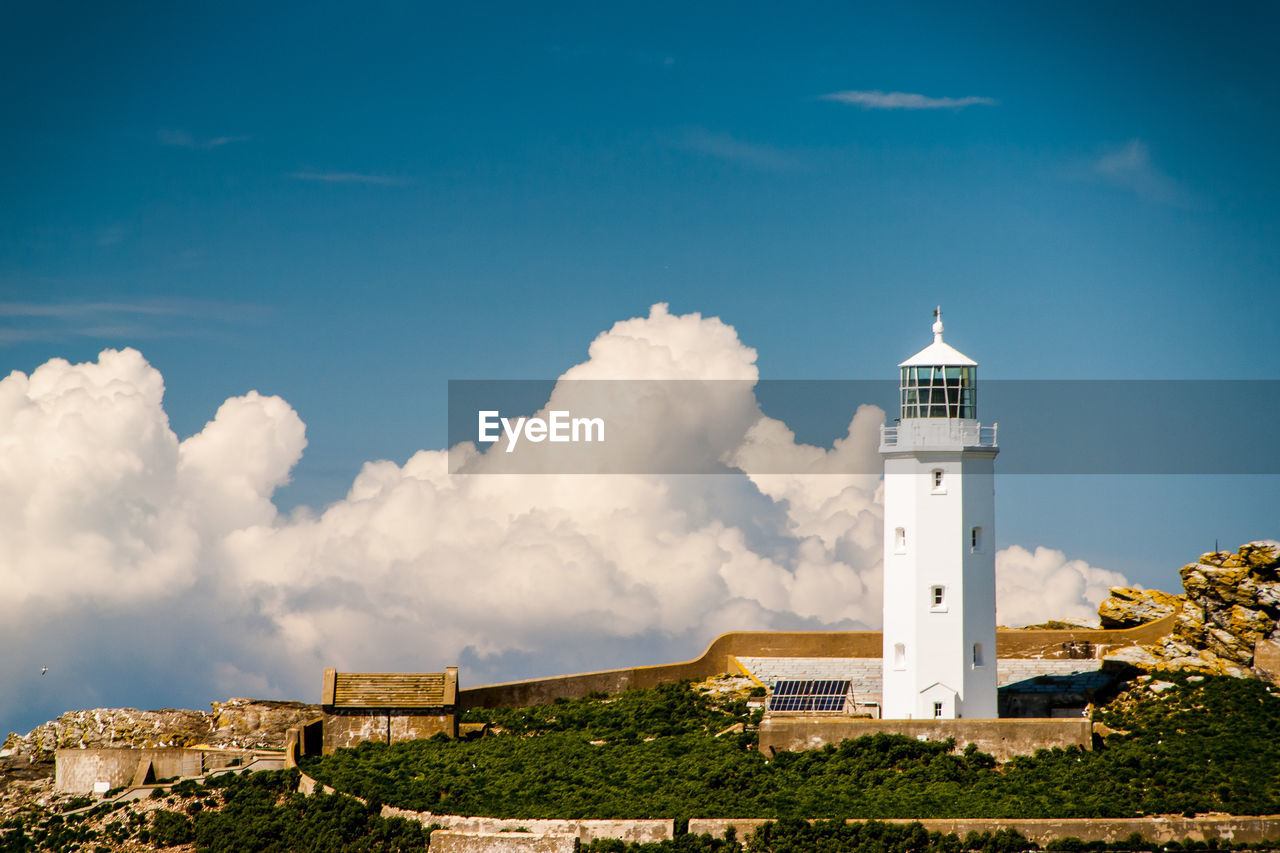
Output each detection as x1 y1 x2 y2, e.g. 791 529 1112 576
900 365 976 419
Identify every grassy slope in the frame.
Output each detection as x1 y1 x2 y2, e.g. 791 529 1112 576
302 673 1280 819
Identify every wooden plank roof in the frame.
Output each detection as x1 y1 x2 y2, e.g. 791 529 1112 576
322 667 458 709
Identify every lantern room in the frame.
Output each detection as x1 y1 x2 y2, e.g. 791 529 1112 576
898 307 978 420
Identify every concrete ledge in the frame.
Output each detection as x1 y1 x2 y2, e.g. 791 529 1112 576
758 717 1092 762
689 816 1280 845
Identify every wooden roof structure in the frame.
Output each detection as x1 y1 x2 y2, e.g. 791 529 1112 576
322 667 458 710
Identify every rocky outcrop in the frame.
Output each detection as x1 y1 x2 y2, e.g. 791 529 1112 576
1098 587 1183 629
210 698 322 749
2 698 319 759
1100 540 1280 678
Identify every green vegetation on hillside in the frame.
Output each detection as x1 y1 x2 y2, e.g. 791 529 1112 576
462 680 756 739
0 770 432 853
304 673 1280 819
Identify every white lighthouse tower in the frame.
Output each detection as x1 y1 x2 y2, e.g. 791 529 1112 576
879 308 999 720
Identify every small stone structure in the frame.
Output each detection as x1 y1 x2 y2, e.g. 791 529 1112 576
321 667 459 753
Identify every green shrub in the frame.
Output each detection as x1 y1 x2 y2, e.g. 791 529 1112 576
151 809 194 846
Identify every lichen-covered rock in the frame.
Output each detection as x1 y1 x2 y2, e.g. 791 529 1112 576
1204 625 1252 664
4 708 214 756
1110 541 1280 677
1105 634 1253 678
209 698 319 749
4 698 319 760
1103 644 1166 670
1242 540 1280 574
1191 564 1253 606
1256 581 1280 609
1098 587 1183 629
1173 599 1207 646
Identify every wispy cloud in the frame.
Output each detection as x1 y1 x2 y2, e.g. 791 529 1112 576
1092 139 1191 206
0 299 266 346
158 129 250 150
674 129 799 171
288 171 407 186
820 90 998 110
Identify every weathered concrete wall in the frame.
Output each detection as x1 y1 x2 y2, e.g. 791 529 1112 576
56 748 196 793
688 816 1280 845
321 711 454 754
54 747 266 793
428 831 575 853
757 717 1092 762
458 622 1173 711
380 805 674 843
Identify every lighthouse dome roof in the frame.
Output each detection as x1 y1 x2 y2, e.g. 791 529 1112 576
898 306 977 367
899 339 977 367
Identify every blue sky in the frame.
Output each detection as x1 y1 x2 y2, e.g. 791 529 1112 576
2 2 1280 727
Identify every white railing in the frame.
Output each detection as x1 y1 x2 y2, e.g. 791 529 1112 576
880 420 998 449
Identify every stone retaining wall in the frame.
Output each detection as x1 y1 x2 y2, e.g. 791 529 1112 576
757 717 1093 762
688 816 1280 845
380 805 674 843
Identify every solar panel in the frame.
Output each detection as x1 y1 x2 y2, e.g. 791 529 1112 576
767 679 851 713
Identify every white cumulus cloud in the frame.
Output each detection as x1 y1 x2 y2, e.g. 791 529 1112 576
996 544 1130 627
0 304 1126 735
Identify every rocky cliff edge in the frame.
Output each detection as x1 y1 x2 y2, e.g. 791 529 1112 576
1101 540 1280 678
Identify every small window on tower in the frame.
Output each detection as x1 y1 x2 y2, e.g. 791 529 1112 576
970 526 983 553
972 642 985 668
933 702 943 719
894 527 907 553
931 469 946 494
893 643 906 670
930 585 946 610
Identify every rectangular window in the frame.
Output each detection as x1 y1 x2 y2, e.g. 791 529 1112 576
933 702 943 719
894 527 906 552
933 469 943 488
970 526 983 553
893 643 906 670
930 585 945 609
972 642 985 667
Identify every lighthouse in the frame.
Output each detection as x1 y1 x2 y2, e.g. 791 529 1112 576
879 308 999 719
